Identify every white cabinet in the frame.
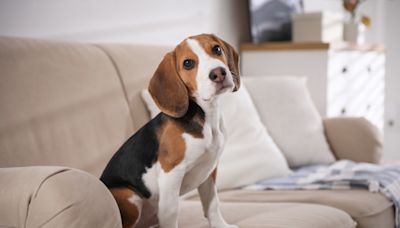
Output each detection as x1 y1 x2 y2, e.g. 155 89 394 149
241 42 385 130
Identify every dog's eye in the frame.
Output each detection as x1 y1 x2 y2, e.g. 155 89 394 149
183 59 195 70
212 45 222 56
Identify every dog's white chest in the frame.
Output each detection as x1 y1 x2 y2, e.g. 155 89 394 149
179 109 226 195
203 117 225 154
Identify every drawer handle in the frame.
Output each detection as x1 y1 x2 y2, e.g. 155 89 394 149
366 104 371 111
342 67 348 74
367 66 372 73
341 108 346 115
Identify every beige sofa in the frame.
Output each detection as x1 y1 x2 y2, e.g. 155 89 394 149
0 37 393 228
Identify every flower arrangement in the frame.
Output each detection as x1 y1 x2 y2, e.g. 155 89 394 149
343 0 371 28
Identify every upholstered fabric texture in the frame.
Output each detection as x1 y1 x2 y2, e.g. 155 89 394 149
0 166 121 228
179 201 356 228
0 37 134 177
96 44 171 131
324 117 383 163
211 189 394 228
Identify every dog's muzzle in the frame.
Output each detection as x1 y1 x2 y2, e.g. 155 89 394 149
209 67 226 83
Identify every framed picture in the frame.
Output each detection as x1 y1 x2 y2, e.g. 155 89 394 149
249 0 304 43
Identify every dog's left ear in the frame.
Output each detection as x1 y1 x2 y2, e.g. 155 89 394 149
149 52 189 118
217 37 240 92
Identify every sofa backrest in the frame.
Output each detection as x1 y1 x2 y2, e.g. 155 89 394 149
97 44 171 131
0 37 157 177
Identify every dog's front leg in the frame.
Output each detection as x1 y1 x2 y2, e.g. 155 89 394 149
198 171 238 228
158 168 185 228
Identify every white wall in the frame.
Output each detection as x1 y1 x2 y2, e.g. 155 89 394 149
0 0 250 48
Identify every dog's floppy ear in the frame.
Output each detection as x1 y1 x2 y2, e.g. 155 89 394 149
149 52 189 118
219 37 240 92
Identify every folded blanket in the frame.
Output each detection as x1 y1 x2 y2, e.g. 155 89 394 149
244 160 400 227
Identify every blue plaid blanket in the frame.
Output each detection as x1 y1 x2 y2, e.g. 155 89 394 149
243 160 400 227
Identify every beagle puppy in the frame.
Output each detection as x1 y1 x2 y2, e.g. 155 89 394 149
101 34 240 228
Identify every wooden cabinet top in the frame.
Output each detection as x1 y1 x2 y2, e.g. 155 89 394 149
241 42 385 52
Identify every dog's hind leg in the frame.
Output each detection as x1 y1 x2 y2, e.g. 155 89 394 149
110 187 143 228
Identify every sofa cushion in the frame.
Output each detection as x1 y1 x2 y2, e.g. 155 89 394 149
180 201 356 228
141 85 291 190
213 189 394 228
96 44 171 131
0 166 121 228
0 37 134 177
244 76 335 168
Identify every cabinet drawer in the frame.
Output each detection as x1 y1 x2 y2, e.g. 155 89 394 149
327 51 385 129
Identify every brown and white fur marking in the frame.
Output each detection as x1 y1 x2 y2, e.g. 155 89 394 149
101 34 240 228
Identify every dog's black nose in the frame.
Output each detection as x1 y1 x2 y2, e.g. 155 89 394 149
209 67 226 83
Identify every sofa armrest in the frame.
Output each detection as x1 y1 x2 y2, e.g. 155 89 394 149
323 117 383 164
0 166 122 228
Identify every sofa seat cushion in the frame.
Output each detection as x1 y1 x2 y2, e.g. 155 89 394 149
180 201 356 228
213 189 394 228
0 166 121 228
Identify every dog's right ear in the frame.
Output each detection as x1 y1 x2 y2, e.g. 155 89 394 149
148 52 189 118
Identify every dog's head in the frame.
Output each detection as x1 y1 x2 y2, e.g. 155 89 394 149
149 34 240 118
